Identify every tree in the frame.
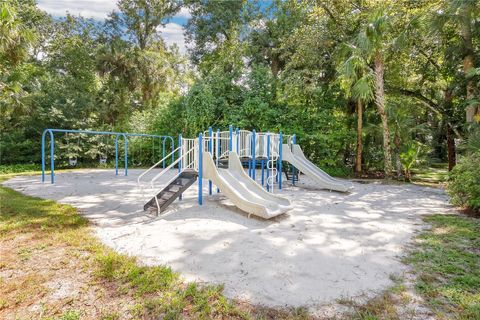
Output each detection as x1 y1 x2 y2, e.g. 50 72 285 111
110 0 182 106
185 0 246 67
356 9 394 177
456 1 480 123
338 45 375 176
116 0 181 50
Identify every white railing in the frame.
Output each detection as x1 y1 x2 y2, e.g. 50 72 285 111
217 131 230 159
236 130 252 158
255 133 279 158
181 138 198 171
266 136 278 193
138 129 290 199
137 146 181 186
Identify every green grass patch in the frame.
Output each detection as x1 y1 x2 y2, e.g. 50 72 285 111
0 175 250 319
0 164 41 174
411 165 448 184
404 214 480 319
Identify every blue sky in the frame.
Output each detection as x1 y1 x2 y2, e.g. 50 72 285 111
37 0 191 53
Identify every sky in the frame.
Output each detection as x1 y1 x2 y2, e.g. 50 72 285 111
37 0 191 53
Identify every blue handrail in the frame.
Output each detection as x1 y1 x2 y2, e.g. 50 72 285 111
198 133 203 205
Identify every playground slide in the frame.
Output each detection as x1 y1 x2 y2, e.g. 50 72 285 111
282 144 354 192
202 151 291 219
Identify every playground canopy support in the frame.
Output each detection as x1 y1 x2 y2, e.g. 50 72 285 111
41 128 174 184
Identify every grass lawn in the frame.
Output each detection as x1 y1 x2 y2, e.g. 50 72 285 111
0 174 254 319
411 165 449 186
405 214 480 319
1 171 478 319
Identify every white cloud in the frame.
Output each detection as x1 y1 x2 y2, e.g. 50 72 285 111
38 1 189 54
38 0 117 19
39 1 190 21
158 22 187 54
176 7 191 18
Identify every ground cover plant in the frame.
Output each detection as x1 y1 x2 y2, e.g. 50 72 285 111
405 214 480 319
0 174 248 319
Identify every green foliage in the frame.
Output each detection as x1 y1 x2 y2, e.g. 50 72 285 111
0 176 252 319
400 142 427 181
447 125 480 209
0 164 40 174
405 214 480 319
447 151 480 211
57 310 81 320
95 251 177 295
1 0 479 180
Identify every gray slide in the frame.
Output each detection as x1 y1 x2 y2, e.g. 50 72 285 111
282 144 354 192
202 151 291 219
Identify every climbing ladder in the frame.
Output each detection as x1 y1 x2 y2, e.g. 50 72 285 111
138 138 199 215
143 169 198 214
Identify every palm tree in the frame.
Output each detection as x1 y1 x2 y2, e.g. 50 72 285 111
0 2 34 67
432 0 479 123
356 9 394 177
338 46 375 176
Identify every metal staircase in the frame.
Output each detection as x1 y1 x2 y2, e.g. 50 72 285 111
143 169 198 215
138 138 199 215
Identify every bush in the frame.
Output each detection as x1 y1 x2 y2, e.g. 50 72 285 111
0 164 41 174
447 151 480 211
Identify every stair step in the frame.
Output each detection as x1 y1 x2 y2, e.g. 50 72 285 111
144 170 198 213
168 185 182 192
159 191 175 198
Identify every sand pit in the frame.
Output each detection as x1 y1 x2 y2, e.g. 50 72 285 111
3 169 453 311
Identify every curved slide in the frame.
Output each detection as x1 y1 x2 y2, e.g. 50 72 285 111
202 151 291 219
282 144 354 192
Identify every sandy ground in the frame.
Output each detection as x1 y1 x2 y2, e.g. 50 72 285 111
3 169 453 313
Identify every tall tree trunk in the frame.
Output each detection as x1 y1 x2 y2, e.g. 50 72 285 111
460 3 479 122
394 128 403 179
355 99 363 176
271 55 280 78
447 125 456 171
444 88 456 170
374 52 393 177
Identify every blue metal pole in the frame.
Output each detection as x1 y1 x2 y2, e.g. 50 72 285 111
216 129 220 193
229 125 233 151
178 134 182 200
252 130 256 181
124 134 128 176
50 132 55 184
279 133 283 190
266 133 270 191
115 135 119 175
208 127 213 195
162 137 166 168
198 133 203 205
235 128 239 154
41 129 46 182
276 154 279 183
292 134 296 185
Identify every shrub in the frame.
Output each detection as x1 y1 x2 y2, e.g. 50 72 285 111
447 151 480 211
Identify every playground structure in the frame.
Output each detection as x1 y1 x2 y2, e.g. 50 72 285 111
41 127 353 219
138 126 353 219
41 128 174 184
